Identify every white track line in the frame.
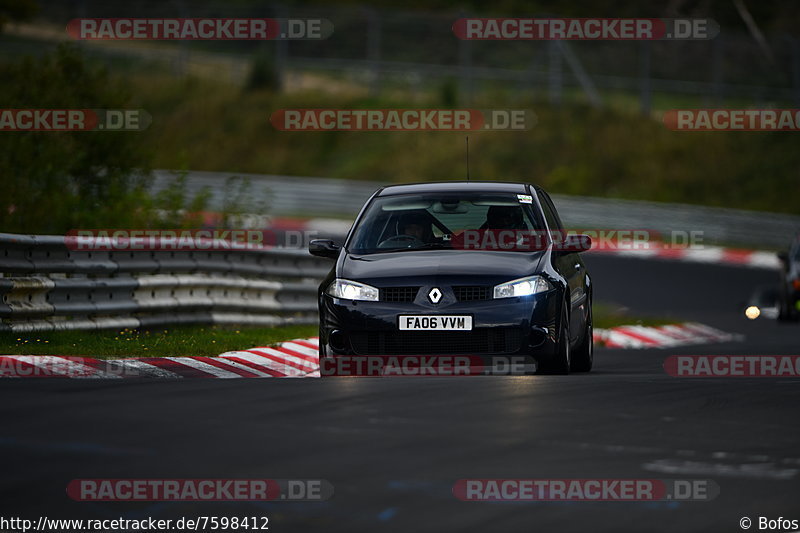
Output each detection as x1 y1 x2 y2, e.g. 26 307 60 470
616 325 684 347
595 323 740 350
278 341 320 358
165 357 242 378
218 351 303 376
595 329 649 348
114 359 184 378
246 347 318 371
202 356 276 377
656 324 701 342
681 322 738 342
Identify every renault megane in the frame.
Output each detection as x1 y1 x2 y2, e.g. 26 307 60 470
309 181 593 374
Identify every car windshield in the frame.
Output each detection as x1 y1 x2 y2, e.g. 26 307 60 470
347 192 545 254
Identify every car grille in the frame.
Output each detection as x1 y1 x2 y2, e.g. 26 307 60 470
381 287 419 302
349 328 522 355
453 286 492 301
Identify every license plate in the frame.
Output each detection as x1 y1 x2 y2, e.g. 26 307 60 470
398 315 473 331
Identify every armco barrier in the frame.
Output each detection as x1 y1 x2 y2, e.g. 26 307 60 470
0 233 329 333
153 170 800 249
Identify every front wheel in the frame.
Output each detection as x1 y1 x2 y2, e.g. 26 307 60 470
778 289 799 322
541 304 570 375
570 302 593 372
318 328 327 357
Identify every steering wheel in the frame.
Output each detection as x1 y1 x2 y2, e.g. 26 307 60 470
378 234 424 249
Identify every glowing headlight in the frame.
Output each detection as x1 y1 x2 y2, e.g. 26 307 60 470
745 305 761 320
493 275 552 299
326 279 379 301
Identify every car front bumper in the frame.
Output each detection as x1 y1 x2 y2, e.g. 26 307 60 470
319 288 562 365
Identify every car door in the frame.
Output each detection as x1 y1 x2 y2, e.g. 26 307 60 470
536 189 588 342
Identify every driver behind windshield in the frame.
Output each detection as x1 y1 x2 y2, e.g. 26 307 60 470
482 205 527 230
399 212 433 243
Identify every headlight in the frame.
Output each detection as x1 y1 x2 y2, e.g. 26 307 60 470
745 306 761 320
493 275 551 299
326 279 379 301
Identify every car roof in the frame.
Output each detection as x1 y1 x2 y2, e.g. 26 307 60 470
377 181 533 196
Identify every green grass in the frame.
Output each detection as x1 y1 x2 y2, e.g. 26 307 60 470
0 324 318 359
592 302 677 330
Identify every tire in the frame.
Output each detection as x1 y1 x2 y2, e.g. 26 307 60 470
318 328 327 356
318 331 329 377
778 299 791 321
777 290 796 322
570 302 593 372
541 303 570 375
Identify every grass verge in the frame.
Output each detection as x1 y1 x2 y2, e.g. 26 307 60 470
593 302 677 330
0 324 318 359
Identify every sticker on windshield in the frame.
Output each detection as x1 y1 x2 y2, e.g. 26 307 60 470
517 194 533 204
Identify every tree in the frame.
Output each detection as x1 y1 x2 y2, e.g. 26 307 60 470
0 44 154 233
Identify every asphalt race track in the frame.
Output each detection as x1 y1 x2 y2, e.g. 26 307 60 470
1 255 798 533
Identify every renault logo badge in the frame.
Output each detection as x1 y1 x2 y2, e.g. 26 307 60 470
428 287 442 304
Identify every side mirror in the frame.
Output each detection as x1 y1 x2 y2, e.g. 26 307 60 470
309 239 340 259
557 234 592 254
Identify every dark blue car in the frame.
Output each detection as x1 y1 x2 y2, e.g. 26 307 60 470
309 182 593 374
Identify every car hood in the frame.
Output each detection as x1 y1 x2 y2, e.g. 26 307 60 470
340 249 546 286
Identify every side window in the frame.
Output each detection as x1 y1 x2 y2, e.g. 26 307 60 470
536 191 563 231
546 194 566 231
